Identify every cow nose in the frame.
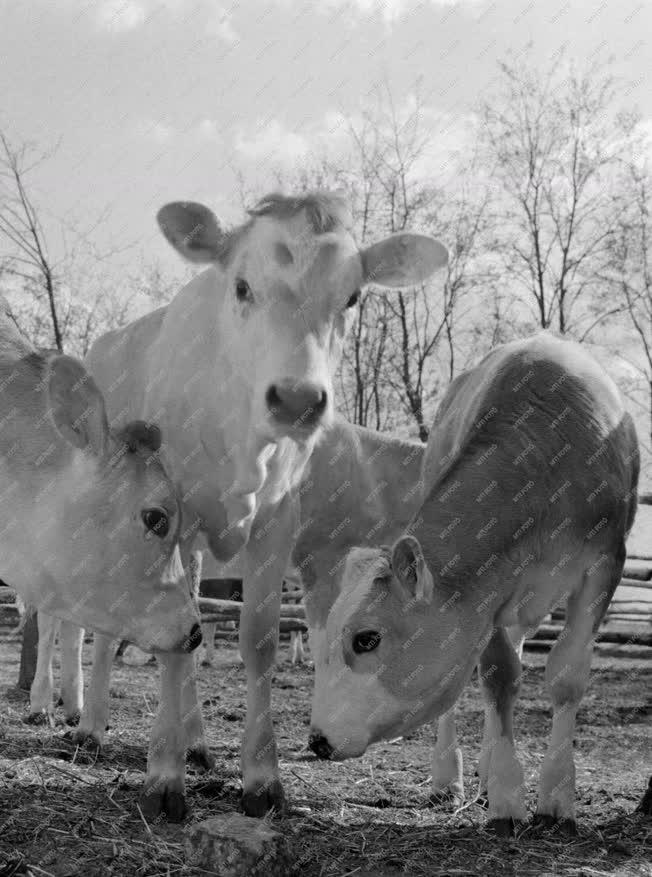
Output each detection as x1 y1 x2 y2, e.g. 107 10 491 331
308 732 333 760
182 623 202 653
266 380 328 428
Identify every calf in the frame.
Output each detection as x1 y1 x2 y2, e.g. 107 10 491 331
0 297 200 659
309 333 639 835
37 190 447 819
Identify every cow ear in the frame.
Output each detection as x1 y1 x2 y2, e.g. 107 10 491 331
391 535 434 603
47 355 109 457
120 420 162 454
157 201 225 264
361 233 448 289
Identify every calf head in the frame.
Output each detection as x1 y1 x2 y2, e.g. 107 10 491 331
157 192 448 443
309 537 481 760
3 353 200 653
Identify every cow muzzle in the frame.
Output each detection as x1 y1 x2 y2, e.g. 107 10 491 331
266 379 328 430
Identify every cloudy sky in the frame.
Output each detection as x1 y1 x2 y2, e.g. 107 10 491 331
1 0 651 273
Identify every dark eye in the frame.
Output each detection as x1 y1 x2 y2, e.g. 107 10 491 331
235 278 251 302
141 507 169 539
346 289 361 309
352 630 381 654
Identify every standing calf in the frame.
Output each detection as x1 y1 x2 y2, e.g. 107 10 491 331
310 333 639 836
0 297 201 656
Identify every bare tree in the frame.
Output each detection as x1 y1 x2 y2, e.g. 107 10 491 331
347 87 492 441
481 53 632 337
0 132 63 350
608 158 652 448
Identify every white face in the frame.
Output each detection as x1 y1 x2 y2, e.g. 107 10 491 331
309 541 476 760
219 214 361 443
157 194 449 445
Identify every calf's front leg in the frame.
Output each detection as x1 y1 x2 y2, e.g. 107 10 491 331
239 497 295 816
140 651 195 821
58 621 84 725
71 634 118 750
478 626 527 835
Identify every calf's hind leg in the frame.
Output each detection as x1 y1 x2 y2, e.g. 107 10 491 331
478 626 527 835
28 612 59 724
535 548 624 835
430 710 464 808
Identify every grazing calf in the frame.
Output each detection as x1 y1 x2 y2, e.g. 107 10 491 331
309 333 639 836
0 297 200 665
47 190 447 819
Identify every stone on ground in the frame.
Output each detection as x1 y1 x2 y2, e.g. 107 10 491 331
185 813 291 876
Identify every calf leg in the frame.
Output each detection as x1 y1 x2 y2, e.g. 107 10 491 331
535 548 624 834
431 709 464 808
59 622 84 725
141 652 193 822
477 624 526 805
71 634 119 749
478 626 527 835
240 498 295 816
28 612 59 724
289 631 305 665
182 660 214 770
200 622 217 666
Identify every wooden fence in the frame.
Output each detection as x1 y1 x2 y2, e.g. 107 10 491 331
2 562 651 653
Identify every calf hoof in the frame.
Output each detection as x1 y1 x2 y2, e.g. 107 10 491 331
532 813 577 836
66 728 103 755
187 746 215 772
140 778 187 823
24 710 54 728
532 813 577 837
242 779 286 817
429 789 464 810
486 817 524 838
636 776 652 815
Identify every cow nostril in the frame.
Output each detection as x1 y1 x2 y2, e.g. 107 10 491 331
183 623 202 653
308 732 333 760
315 389 327 413
266 384 281 413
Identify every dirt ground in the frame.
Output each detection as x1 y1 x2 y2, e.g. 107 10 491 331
0 628 650 877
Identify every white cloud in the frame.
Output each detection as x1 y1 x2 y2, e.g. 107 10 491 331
206 6 239 43
275 0 482 26
197 118 221 140
96 0 147 32
234 119 310 165
92 0 236 39
136 119 175 142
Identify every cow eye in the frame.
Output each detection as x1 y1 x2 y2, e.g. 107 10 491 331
235 278 252 302
352 630 381 654
141 507 169 539
346 289 361 309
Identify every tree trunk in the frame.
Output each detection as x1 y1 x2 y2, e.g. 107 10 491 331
45 270 63 352
17 609 38 691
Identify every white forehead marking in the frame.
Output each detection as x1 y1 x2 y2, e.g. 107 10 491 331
341 547 391 596
328 546 392 635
